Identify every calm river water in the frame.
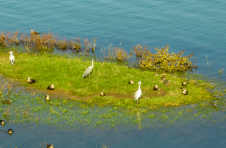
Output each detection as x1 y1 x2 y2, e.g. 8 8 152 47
0 0 226 147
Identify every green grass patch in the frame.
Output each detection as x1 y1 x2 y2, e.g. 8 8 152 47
0 50 215 108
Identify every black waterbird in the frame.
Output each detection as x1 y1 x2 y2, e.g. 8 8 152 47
2 99 12 104
163 79 170 86
47 84 54 91
27 77 37 84
153 84 159 91
182 88 188 95
100 90 105 97
182 81 187 87
44 95 50 101
0 120 5 126
47 144 54 148
7 129 13 136
128 80 134 84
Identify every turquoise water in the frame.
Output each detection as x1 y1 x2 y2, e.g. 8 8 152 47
1 122 226 148
0 0 226 147
1 0 226 80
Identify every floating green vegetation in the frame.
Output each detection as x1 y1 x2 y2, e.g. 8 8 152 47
0 49 215 108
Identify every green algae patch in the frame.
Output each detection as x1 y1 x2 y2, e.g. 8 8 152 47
0 50 214 107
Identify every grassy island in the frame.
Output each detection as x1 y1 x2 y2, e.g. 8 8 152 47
0 49 214 109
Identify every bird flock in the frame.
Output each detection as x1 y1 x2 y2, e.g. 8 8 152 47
7 52 193 105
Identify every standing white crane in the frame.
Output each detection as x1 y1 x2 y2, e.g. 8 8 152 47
9 51 15 65
83 59 94 78
134 81 142 104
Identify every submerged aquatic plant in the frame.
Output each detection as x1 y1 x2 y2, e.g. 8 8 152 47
218 68 224 76
103 44 129 62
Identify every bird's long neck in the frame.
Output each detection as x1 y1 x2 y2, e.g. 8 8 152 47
92 60 94 67
138 84 141 90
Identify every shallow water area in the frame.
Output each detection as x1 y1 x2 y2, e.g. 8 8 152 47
1 120 226 148
0 74 226 147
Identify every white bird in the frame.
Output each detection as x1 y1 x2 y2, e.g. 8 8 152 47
9 51 15 65
83 59 94 78
134 81 142 104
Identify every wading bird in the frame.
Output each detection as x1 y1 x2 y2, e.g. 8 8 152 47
134 81 142 104
100 90 105 97
27 77 37 84
153 84 159 91
128 80 134 84
83 59 94 78
9 51 15 65
182 88 188 95
47 84 54 91
0 120 5 126
44 95 50 101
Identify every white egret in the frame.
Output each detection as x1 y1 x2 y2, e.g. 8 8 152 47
47 84 54 91
27 77 37 84
83 59 94 78
9 51 15 65
134 81 142 104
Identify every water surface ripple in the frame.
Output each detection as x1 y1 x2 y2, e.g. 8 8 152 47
0 0 226 147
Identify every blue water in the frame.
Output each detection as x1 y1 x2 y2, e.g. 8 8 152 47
0 0 226 147
1 0 226 81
